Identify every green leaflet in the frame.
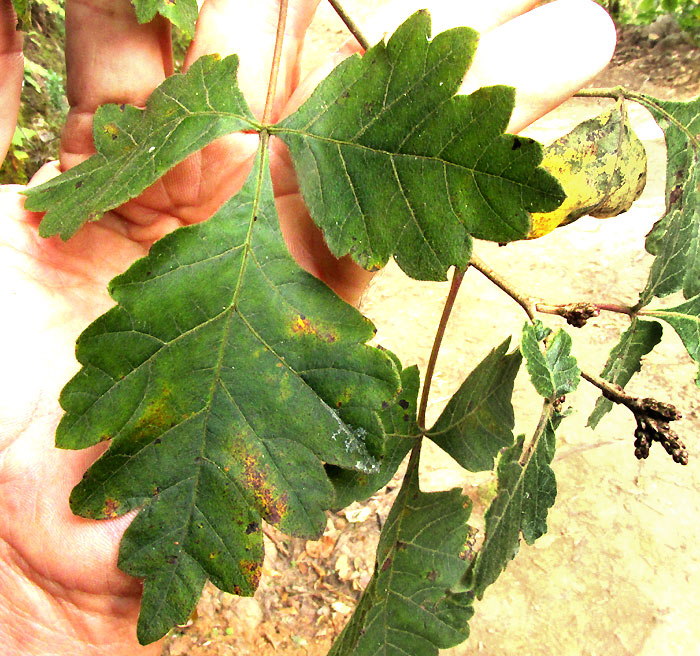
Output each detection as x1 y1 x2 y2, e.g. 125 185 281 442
468 408 561 599
427 338 521 471
328 355 419 508
639 95 700 304
644 294 700 385
57 147 400 644
24 55 258 239
588 319 663 428
521 322 580 399
133 0 200 37
328 466 474 656
274 11 564 281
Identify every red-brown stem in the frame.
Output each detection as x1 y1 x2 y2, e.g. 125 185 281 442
327 0 370 50
262 0 289 125
469 254 535 323
591 303 636 316
417 267 466 430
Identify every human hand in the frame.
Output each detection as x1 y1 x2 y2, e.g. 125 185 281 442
0 1 614 654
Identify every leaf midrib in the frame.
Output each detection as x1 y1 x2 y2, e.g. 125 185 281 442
273 128 556 195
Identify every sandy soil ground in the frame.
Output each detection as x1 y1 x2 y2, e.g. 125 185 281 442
162 5 700 655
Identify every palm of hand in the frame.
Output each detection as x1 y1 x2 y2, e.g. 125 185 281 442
0 0 338 648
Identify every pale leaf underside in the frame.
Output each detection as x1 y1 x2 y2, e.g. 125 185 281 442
645 295 700 385
469 412 560 598
588 319 663 428
521 322 580 400
640 95 700 304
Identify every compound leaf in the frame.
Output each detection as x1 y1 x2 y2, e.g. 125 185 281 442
521 322 580 399
644 294 700 385
587 318 663 428
328 466 474 656
57 148 400 644
427 338 521 471
468 409 561 598
328 356 419 508
639 95 700 304
132 0 200 37
24 54 257 239
274 10 564 281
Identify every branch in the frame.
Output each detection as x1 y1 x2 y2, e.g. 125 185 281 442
417 267 466 430
581 370 688 465
469 253 535 322
536 301 635 327
327 0 370 50
576 86 700 151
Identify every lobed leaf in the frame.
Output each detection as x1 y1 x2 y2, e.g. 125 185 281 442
587 319 663 428
57 149 400 644
133 0 200 37
644 295 700 385
521 322 580 399
328 466 474 656
24 54 258 239
639 95 700 304
427 338 521 471
274 11 564 281
468 410 561 598
328 355 419 508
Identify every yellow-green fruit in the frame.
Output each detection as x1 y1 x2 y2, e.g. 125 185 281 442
528 105 647 239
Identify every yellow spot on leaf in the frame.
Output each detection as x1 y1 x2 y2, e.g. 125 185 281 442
290 314 337 343
528 104 647 239
102 122 119 140
102 497 121 519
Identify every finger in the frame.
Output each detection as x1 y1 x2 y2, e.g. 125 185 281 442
355 0 541 45
186 0 321 120
282 0 543 119
459 0 616 132
0 0 23 164
60 0 172 168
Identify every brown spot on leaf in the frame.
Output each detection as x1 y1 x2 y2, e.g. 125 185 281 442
245 522 259 535
381 557 393 572
669 185 682 206
239 558 262 588
102 497 121 519
128 386 183 447
426 569 438 581
290 314 337 343
243 454 288 525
